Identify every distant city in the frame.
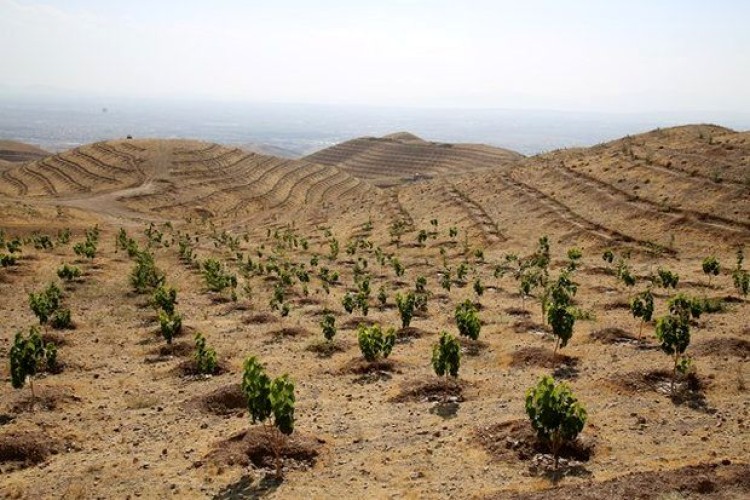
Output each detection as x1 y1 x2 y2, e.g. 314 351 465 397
1 95 748 156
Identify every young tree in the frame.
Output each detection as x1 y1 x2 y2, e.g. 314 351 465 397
566 247 583 271
357 324 396 362
473 277 485 298
454 300 481 341
655 314 691 394
701 256 720 288
432 331 460 378
377 286 388 310
202 258 237 295
656 267 680 290
440 268 452 292
29 283 62 326
57 263 82 282
241 356 296 478
395 292 417 329
525 375 587 467
732 247 749 298
320 313 336 342
629 289 654 338
194 333 218 375
152 285 178 316
9 327 57 403
158 311 182 344
131 251 165 294
547 295 576 359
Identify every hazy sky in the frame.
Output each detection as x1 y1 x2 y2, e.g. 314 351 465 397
2 0 749 113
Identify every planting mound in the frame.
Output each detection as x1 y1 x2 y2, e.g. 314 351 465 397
493 462 749 500
206 427 322 470
391 377 466 403
0 431 62 471
475 419 594 463
190 384 246 416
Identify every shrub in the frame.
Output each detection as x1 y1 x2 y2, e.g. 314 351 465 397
733 269 749 297
440 268 452 291
668 293 703 323
616 260 636 288
32 234 54 250
158 311 182 344
656 268 679 289
152 285 178 315
701 256 720 287
473 277 485 298
50 308 72 330
448 226 458 241
655 314 691 393
194 333 218 375
320 313 336 342
525 375 587 465
456 262 469 283
0 253 17 267
328 238 339 260
241 356 296 478
342 292 356 314
547 302 575 358
57 263 82 282
417 230 428 246
29 283 62 325
377 286 387 309
130 251 165 294
202 258 237 294
9 327 57 401
357 324 396 362
73 240 97 260
56 228 71 245
6 238 22 254
567 247 583 271
395 292 417 329
454 300 481 341
391 257 405 277
432 331 460 378
629 289 654 338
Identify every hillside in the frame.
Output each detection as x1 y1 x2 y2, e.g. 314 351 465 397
0 124 748 499
304 132 524 186
0 139 373 224
0 140 49 163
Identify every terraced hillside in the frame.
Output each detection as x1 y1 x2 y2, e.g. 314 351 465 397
304 132 524 186
0 140 49 163
0 139 374 224
1 124 749 499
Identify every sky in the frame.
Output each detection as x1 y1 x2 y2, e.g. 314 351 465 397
1 0 749 113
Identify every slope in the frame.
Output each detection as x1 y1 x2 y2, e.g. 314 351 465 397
304 132 524 186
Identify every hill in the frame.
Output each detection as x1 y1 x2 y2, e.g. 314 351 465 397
0 140 49 162
0 124 748 499
304 132 524 186
0 138 373 224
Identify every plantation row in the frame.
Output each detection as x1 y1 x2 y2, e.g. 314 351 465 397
4 215 748 481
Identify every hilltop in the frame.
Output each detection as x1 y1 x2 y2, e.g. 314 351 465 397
0 124 748 499
304 132 524 186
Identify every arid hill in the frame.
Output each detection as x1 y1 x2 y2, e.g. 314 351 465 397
0 140 49 163
0 139 373 224
0 124 748 499
303 132 524 187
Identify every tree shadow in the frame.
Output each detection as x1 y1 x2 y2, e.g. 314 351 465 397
213 474 282 500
